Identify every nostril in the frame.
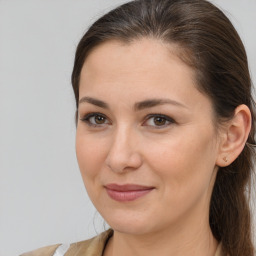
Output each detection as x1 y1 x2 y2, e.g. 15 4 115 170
105 151 143 173
105 130 143 173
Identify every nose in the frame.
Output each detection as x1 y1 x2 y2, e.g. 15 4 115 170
105 127 143 173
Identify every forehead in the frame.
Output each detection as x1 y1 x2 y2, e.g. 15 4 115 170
79 38 211 111
81 38 192 82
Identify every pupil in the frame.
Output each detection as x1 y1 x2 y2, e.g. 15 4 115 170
154 117 166 126
95 115 105 124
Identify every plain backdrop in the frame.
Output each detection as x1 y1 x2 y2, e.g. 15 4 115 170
0 1 255 255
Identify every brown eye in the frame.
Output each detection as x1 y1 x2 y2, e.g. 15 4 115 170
94 115 106 124
81 113 110 127
143 114 175 128
153 117 167 126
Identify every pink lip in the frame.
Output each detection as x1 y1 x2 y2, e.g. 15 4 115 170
105 184 154 202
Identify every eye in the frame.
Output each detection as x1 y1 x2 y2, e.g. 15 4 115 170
80 113 110 127
143 114 175 128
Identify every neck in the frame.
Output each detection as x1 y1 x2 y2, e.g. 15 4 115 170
104 212 218 256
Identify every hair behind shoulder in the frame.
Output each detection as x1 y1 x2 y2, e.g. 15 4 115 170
71 1 256 255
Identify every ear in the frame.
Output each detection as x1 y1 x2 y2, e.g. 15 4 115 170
216 104 252 167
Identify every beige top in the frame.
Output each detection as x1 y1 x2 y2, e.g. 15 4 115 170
21 229 225 256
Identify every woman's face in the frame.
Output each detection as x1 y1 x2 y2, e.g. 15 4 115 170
76 39 220 235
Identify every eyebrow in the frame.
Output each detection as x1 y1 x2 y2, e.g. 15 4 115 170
78 96 188 110
134 98 188 111
79 96 109 109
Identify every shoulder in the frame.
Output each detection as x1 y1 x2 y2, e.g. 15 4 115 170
20 244 61 256
20 229 113 256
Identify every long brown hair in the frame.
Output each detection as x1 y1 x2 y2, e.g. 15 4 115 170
71 0 256 255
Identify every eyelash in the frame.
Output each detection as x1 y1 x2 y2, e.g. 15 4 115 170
142 114 176 129
80 112 176 129
80 112 110 127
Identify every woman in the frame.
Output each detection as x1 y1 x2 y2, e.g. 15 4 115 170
22 0 255 255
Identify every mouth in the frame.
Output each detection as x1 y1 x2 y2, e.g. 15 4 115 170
104 184 155 202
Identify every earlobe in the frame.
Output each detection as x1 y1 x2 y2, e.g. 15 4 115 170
216 104 251 167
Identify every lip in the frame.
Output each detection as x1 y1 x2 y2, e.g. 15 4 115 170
104 183 155 202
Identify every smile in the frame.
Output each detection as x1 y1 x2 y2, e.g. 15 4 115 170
105 184 155 202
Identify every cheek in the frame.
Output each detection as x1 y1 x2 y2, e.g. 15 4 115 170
145 127 217 196
76 130 107 182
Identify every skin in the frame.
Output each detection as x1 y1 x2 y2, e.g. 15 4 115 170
75 38 251 256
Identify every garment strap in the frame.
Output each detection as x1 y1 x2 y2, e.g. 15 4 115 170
52 243 70 256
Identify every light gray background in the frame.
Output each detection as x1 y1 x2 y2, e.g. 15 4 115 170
0 1 255 256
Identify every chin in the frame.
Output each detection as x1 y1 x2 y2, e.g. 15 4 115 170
109 222 151 235
101 209 158 235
